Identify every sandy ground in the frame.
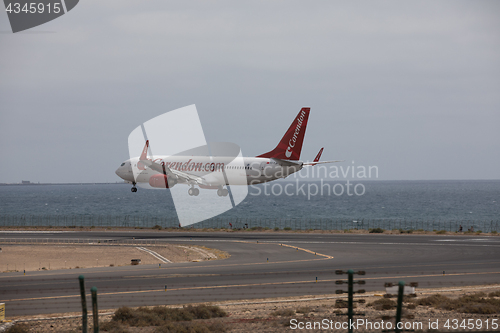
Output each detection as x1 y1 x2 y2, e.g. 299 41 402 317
0 244 228 272
4 284 500 332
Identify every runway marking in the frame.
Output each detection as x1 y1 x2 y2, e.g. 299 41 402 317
435 238 494 242
3 271 500 303
136 247 171 263
233 240 333 259
278 243 333 259
354 261 500 271
0 231 74 234
259 240 500 247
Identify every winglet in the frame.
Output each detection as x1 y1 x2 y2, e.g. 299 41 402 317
312 147 324 165
303 148 343 167
138 140 149 170
140 140 149 161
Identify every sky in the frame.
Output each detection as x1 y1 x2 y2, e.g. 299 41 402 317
1 1 499 183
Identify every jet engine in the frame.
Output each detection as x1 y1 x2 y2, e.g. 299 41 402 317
149 174 177 188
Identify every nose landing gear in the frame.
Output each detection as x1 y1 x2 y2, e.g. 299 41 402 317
131 182 137 193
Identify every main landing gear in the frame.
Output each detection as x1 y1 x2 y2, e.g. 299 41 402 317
217 187 229 197
131 182 137 193
188 187 200 196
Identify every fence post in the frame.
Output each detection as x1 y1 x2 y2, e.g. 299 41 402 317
348 269 354 329
335 269 366 333
91 286 99 333
79 275 88 333
395 281 404 333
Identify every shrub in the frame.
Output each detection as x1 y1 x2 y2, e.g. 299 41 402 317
100 320 129 333
284 227 292 231
369 228 384 233
367 298 396 310
488 290 500 297
185 305 227 319
491 230 498 234
112 305 227 327
113 307 168 326
436 230 446 234
250 226 264 231
152 225 162 230
415 292 500 314
415 294 449 307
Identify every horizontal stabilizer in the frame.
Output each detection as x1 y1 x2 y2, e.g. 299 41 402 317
303 160 343 166
270 158 302 167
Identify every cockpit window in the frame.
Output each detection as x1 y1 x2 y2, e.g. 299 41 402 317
120 162 126 166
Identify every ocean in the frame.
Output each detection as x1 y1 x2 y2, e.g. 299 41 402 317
0 180 499 231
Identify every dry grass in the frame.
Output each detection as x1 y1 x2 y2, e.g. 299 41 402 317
334 300 358 309
153 320 226 333
270 308 295 317
295 306 311 314
5 324 30 333
111 305 227 327
100 320 130 332
414 292 500 314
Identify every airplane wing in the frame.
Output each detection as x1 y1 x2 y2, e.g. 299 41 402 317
139 141 206 185
140 158 206 185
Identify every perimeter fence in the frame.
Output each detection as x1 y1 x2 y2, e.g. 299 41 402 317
0 215 498 232
3 272 500 331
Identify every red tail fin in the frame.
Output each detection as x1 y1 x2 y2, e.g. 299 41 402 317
257 107 310 160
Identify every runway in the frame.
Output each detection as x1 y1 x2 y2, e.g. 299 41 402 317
1 231 499 316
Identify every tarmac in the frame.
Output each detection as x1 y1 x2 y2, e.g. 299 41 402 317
1 231 499 316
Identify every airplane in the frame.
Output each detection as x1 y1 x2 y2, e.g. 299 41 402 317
115 107 341 196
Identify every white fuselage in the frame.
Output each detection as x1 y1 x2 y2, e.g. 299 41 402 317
115 156 303 187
